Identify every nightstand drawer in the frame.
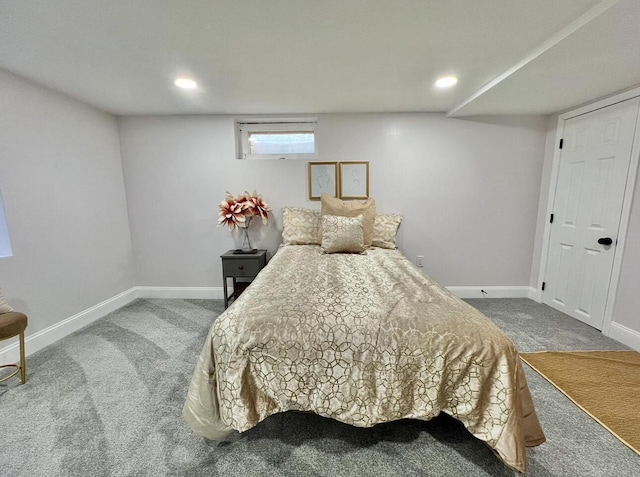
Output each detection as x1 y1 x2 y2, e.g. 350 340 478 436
222 259 261 278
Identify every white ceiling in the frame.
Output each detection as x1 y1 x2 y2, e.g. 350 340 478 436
0 0 638 116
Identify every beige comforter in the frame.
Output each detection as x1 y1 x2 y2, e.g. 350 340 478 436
184 245 545 472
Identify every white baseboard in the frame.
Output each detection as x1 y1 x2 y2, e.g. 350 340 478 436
606 322 640 352
0 284 535 366
0 286 235 365
136 286 228 300
138 286 530 301
447 286 534 299
528 287 542 302
0 287 138 366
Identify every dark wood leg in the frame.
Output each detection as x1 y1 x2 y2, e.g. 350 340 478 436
223 274 229 309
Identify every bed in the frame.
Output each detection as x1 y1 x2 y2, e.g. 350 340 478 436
184 241 545 472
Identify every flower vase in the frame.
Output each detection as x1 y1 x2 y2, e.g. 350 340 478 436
241 227 252 250
235 217 257 254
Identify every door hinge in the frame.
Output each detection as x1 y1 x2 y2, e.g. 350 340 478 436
541 282 546 291
550 213 554 223
559 138 563 149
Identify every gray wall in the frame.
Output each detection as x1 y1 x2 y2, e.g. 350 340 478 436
610 163 640 331
0 70 136 336
118 113 547 288
0 189 11 257
529 115 558 289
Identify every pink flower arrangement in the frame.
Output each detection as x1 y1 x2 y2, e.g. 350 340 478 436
218 191 270 230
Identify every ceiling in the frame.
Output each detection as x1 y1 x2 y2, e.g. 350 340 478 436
0 0 638 117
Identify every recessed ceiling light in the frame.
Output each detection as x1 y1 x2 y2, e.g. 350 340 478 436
435 76 458 88
174 78 198 89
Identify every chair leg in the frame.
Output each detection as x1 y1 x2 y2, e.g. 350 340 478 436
19 331 26 384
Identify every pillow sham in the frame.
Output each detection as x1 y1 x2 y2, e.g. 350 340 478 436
321 214 365 254
282 207 321 245
372 214 403 249
0 288 13 314
320 193 376 247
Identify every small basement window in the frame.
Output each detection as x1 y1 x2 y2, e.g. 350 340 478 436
0 190 12 258
236 119 317 160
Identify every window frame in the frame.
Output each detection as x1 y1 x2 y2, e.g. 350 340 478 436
235 119 318 160
0 190 12 259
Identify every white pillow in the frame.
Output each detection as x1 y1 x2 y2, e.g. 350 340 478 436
0 288 13 314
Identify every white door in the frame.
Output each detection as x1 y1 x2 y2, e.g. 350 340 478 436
543 97 640 329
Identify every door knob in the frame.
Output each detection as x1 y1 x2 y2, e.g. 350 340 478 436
597 237 613 246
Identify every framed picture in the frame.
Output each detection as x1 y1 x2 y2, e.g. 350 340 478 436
339 161 369 199
308 162 338 200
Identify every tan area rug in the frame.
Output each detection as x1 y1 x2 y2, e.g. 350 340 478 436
520 350 640 456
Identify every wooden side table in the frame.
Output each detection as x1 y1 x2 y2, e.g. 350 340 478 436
221 249 268 309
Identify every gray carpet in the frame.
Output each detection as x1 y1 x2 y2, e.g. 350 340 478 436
1 298 638 476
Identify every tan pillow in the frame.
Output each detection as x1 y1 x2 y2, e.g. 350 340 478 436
372 214 403 249
321 214 365 254
282 207 321 245
320 193 376 247
0 288 13 314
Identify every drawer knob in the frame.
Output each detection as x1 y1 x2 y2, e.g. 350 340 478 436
238 265 244 270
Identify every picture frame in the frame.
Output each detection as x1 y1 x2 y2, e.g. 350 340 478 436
339 161 369 199
308 162 338 200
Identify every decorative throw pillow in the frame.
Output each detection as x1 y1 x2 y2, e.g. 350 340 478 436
282 207 321 245
372 214 403 249
0 288 13 314
321 214 365 254
320 193 376 247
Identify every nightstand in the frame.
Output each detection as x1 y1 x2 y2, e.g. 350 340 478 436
221 249 268 309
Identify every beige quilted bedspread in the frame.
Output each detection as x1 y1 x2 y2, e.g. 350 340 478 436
184 245 545 472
